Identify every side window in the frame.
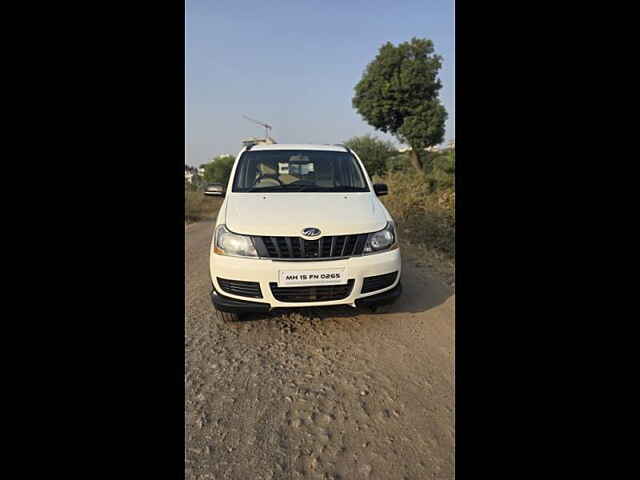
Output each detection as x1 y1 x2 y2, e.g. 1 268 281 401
237 155 261 187
338 154 366 188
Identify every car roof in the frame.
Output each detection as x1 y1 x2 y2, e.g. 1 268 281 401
247 143 348 152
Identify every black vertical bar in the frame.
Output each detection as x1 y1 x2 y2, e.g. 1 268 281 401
330 236 336 257
300 238 305 257
285 237 292 257
353 234 366 254
272 237 281 258
253 237 268 258
340 235 349 256
350 235 358 255
263 237 273 257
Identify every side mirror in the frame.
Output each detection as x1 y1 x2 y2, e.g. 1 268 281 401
373 183 388 197
204 183 225 197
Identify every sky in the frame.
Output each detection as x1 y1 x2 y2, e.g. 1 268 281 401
185 0 454 167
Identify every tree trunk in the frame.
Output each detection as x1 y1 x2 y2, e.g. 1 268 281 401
409 149 424 171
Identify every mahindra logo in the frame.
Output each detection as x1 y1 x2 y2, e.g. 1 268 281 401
302 227 321 237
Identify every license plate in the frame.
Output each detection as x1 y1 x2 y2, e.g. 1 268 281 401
278 268 347 287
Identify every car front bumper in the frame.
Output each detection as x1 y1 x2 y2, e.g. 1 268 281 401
209 248 402 311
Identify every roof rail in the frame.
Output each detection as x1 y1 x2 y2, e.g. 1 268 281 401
243 136 277 151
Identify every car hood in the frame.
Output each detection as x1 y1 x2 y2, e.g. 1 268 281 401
225 193 387 237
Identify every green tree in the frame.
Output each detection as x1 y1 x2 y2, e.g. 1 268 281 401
352 37 447 172
203 155 235 185
343 134 397 177
423 149 455 191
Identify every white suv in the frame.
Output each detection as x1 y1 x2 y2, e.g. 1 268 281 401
209 143 402 322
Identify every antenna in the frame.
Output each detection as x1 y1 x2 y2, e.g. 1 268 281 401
242 115 272 138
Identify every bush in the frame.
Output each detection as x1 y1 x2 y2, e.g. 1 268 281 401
433 150 455 174
384 150 455 190
185 190 223 224
422 150 454 192
202 155 235 186
344 134 398 177
376 169 455 258
386 153 412 173
185 179 198 192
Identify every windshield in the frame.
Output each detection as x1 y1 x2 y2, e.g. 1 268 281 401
231 150 370 193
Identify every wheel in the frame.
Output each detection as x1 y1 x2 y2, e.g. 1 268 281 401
215 307 242 323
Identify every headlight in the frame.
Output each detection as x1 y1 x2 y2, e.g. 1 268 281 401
364 221 397 253
213 224 258 257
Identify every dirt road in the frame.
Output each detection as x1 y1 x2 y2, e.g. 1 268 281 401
186 219 455 479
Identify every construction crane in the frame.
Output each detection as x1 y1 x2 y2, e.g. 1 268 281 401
242 115 272 138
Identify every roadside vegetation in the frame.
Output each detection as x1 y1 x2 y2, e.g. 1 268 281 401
377 151 454 259
200 154 235 186
185 154 234 224
378 149 454 285
349 37 454 282
185 188 222 224
346 136 455 263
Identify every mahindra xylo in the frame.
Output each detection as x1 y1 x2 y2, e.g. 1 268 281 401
209 143 402 322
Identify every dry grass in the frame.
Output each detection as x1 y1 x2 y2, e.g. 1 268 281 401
376 169 455 260
185 191 223 224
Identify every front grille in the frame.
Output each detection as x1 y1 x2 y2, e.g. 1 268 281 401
217 278 262 298
253 234 368 260
361 271 398 293
269 279 355 302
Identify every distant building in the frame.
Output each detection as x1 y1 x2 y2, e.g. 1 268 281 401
185 165 198 183
441 139 455 151
398 145 441 153
398 141 454 153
